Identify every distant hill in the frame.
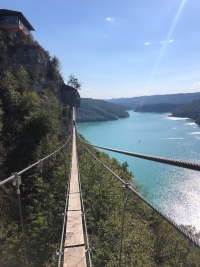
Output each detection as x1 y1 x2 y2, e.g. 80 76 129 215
134 103 182 113
172 99 200 125
107 92 200 106
76 98 130 122
107 102 138 110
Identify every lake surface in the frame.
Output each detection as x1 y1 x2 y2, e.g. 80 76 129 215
77 111 200 231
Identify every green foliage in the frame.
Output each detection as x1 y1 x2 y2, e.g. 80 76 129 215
172 99 200 124
67 74 81 90
134 103 182 113
62 104 71 125
0 28 61 84
48 56 62 80
51 56 60 70
0 29 13 45
21 144 72 267
0 40 8 66
0 29 13 67
110 102 138 110
0 29 38 65
0 81 72 266
20 92 41 115
15 65 30 93
0 28 73 266
0 68 18 91
76 98 130 122
0 142 72 267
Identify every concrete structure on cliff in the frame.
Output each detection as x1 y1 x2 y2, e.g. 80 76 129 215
0 9 35 34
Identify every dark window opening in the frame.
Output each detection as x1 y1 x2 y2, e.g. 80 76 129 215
0 15 19 24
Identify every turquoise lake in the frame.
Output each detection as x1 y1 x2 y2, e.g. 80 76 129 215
77 111 200 231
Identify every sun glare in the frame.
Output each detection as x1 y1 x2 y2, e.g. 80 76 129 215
146 0 187 91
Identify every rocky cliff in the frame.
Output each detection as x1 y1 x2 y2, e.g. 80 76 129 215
61 84 80 108
0 28 80 108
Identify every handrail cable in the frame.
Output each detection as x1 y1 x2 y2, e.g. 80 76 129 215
77 142 93 267
0 135 72 187
79 138 200 172
58 166 71 266
77 132 200 249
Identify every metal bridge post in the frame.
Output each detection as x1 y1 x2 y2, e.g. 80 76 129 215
13 173 29 267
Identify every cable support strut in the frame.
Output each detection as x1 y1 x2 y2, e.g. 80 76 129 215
13 173 29 266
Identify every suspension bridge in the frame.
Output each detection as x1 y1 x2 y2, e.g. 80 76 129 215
1 107 200 266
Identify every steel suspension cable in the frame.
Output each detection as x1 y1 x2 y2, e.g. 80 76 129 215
0 135 72 186
77 146 93 267
79 137 200 172
57 170 71 267
77 132 200 249
57 141 73 265
79 174 93 266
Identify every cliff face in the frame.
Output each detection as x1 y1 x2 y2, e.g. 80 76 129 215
61 84 80 108
10 46 49 69
1 29 80 108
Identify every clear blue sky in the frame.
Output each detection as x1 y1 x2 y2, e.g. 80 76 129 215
2 0 200 99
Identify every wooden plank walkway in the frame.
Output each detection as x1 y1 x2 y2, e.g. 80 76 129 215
64 109 87 267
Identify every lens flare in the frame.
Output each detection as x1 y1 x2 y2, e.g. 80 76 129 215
146 0 187 91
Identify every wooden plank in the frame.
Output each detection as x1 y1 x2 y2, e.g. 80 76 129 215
69 181 80 194
68 193 81 211
70 173 79 183
71 165 78 174
65 210 84 247
64 247 86 267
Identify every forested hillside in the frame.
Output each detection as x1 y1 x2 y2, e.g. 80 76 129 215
76 98 130 122
0 29 72 266
107 102 138 110
134 103 181 113
133 100 200 126
0 29 73 175
172 99 200 125
108 92 200 106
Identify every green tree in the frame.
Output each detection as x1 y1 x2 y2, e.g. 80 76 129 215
48 56 61 80
67 74 81 90
51 56 60 72
15 65 30 93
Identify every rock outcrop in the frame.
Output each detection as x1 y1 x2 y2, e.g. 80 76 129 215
2 29 80 108
61 84 80 108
